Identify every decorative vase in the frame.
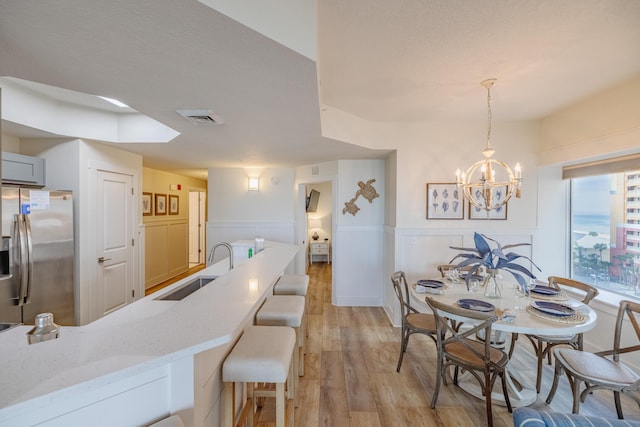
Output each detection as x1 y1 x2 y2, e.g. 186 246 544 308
312 231 319 240
483 269 503 299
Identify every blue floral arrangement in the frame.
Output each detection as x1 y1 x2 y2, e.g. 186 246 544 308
449 232 541 291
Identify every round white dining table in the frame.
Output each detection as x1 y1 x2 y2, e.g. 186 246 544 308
409 278 598 407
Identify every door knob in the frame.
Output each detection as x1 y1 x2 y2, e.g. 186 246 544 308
98 257 112 263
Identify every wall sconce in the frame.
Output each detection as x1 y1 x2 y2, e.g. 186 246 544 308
248 177 260 191
249 278 259 293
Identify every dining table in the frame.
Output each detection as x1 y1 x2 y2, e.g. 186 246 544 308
409 275 598 407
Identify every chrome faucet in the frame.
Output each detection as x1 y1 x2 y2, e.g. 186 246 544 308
208 242 233 270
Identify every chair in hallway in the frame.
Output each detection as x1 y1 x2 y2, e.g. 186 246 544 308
512 276 598 393
391 271 438 372
546 299 640 419
426 296 512 427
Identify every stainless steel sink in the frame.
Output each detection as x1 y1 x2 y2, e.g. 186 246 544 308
155 276 217 301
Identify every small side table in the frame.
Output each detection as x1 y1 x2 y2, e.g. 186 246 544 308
309 241 331 264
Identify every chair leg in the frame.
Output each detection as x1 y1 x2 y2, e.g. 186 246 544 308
570 377 581 414
545 358 562 404
615 391 624 419
500 372 513 413
431 353 443 409
275 382 285 427
536 348 545 394
484 371 494 427
247 382 255 427
223 382 234 426
396 327 407 372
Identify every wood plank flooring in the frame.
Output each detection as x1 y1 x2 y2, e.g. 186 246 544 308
256 262 640 426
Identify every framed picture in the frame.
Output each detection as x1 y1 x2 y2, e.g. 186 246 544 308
468 186 508 220
426 183 464 219
142 192 153 216
169 195 179 215
155 193 167 215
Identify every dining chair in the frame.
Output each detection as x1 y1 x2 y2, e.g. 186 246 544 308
510 276 599 393
390 271 438 372
425 296 512 427
546 299 640 419
436 264 472 278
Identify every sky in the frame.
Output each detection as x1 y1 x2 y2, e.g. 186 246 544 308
572 175 612 216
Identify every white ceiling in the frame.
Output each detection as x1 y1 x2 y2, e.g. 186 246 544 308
0 0 639 179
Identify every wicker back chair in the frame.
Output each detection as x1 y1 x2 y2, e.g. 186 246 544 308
426 296 512 427
546 299 640 419
516 276 599 393
390 271 438 372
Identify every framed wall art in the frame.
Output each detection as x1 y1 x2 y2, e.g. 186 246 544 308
169 195 179 215
426 183 464 219
155 193 167 215
468 185 508 220
142 192 152 216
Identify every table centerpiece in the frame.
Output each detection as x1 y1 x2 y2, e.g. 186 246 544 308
449 232 540 298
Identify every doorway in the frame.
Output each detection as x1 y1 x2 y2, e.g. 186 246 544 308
303 181 333 271
95 169 135 318
188 191 206 267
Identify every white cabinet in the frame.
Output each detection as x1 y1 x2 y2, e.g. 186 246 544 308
309 241 330 264
2 152 46 187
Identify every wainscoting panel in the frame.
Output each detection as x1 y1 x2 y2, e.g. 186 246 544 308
145 221 189 289
333 225 384 306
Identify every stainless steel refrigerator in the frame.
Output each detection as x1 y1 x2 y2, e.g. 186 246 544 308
0 186 75 326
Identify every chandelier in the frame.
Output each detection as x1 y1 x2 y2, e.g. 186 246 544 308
455 79 522 212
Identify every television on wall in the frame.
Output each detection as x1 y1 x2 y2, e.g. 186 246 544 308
306 189 320 213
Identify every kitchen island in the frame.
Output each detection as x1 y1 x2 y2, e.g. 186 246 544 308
0 241 298 427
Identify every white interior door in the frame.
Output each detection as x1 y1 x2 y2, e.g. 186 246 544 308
96 170 134 317
188 191 205 264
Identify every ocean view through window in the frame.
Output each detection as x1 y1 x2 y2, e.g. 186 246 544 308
571 171 640 298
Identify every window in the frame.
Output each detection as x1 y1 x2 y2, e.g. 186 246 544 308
570 170 640 297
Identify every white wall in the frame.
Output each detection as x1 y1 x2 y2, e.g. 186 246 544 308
540 74 640 166
333 159 385 306
206 167 296 266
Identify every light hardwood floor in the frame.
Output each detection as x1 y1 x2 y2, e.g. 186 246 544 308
254 262 640 426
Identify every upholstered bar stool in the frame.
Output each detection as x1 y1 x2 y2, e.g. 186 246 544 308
273 274 309 297
256 295 306 377
273 274 309 337
222 325 296 427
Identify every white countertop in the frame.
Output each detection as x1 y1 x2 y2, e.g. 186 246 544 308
0 241 297 420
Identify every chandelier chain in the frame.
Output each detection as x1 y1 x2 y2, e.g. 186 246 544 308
455 78 522 212
486 84 492 148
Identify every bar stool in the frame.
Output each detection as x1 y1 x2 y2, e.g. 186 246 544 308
273 274 309 297
256 295 306 377
222 325 296 427
273 274 309 338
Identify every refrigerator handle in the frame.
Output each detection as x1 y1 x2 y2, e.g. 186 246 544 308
23 214 34 304
16 214 29 306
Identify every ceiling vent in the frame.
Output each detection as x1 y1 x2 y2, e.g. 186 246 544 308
176 109 224 125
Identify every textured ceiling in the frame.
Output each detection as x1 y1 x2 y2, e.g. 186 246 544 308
0 0 639 178
317 0 640 121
